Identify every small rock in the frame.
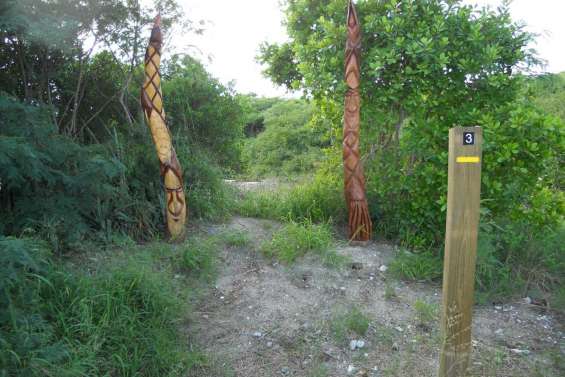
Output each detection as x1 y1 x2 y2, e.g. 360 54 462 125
340 286 346 291
174 274 182 279
347 365 356 374
220 296 225 300
379 265 388 272
395 326 404 332
392 342 399 351
267 341 273 348
510 348 530 356
355 369 369 377
349 339 366 350
494 305 502 310
523 297 532 304
253 331 262 338
281 367 290 375
494 329 503 336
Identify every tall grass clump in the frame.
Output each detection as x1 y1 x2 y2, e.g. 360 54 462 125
237 174 345 224
179 236 219 283
261 219 335 264
0 236 193 376
330 306 370 345
389 250 443 282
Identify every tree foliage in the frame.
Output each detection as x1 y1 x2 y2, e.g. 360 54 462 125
242 99 326 177
0 1 246 247
259 0 563 250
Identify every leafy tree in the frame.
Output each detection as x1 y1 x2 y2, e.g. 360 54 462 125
257 42 303 90
259 0 563 249
0 0 187 138
237 94 282 136
161 55 246 172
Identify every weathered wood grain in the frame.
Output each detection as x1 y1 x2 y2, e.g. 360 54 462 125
439 126 483 377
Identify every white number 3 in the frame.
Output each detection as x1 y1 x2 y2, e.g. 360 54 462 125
464 133 474 145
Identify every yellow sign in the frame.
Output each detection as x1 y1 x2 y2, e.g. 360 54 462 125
456 156 480 163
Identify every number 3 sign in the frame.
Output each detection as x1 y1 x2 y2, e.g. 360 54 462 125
463 132 475 145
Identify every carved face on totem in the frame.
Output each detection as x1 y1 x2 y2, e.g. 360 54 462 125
164 166 186 238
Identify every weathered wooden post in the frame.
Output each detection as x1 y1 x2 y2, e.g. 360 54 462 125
439 126 483 377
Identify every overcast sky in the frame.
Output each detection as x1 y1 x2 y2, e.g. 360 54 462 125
176 0 565 97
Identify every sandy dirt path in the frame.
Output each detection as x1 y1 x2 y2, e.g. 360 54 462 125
185 216 564 377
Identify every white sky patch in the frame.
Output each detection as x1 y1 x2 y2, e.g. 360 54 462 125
179 0 291 97
165 0 565 97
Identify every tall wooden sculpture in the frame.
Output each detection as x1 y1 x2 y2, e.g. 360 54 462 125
343 0 372 241
141 15 187 240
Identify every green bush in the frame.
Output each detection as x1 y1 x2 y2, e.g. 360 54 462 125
0 95 128 250
0 236 192 376
257 0 564 303
163 55 246 174
242 99 326 178
0 90 238 249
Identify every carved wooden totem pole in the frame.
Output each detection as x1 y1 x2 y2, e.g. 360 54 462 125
141 15 187 240
343 0 372 241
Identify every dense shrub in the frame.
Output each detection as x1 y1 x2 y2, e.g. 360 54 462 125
0 95 128 249
242 99 326 178
0 55 244 247
0 236 190 376
163 55 246 174
256 0 564 302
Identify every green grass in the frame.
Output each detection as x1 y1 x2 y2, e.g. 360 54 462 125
260 219 337 265
0 235 223 377
236 175 345 224
219 229 251 248
389 250 443 281
412 299 438 325
330 306 370 345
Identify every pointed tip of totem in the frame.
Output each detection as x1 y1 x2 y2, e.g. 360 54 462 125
154 14 162 27
150 14 163 45
347 0 358 25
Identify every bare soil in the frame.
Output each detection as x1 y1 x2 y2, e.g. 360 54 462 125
186 216 564 377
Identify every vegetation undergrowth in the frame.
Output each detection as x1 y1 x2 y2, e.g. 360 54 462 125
236 174 345 223
261 218 344 266
0 231 232 377
330 306 370 345
254 0 564 309
413 299 439 326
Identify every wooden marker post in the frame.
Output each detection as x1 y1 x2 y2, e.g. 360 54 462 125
439 126 483 377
